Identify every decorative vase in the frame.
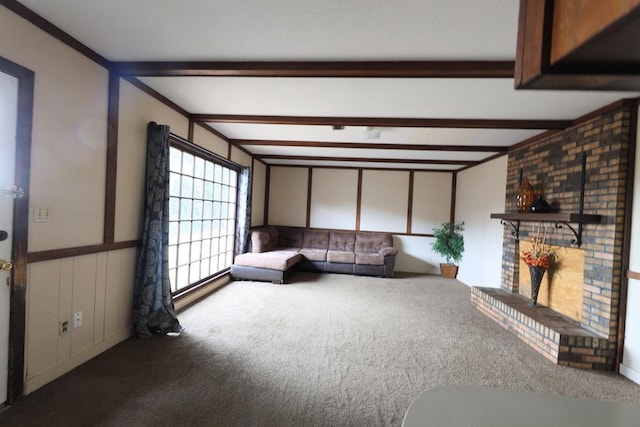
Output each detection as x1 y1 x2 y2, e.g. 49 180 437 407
516 178 535 213
528 266 547 306
530 196 551 213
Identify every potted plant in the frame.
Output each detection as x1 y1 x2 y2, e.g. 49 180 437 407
431 221 465 278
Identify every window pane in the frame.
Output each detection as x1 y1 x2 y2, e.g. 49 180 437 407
221 185 229 202
214 164 222 182
202 239 211 258
202 220 212 239
168 245 178 269
169 173 181 196
229 170 238 187
213 202 221 219
213 183 221 201
194 157 205 178
178 243 190 265
180 199 192 220
181 176 193 198
204 181 213 200
204 161 213 180
177 266 189 289
192 220 202 241
222 168 230 185
179 221 191 243
169 147 181 172
182 153 194 175
190 261 201 283
169 198 180 219
169 268 177 292
169 222 179 245
200 260 210 278
190 241 201 262
193 178 204 199
192 200 203 220
203 201 212 220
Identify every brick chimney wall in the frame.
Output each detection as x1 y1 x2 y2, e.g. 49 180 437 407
501 104 633 340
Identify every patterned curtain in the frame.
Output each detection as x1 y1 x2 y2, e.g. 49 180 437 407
235 167 252 254
133 122 181 339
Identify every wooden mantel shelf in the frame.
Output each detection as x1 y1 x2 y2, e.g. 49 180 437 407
490 213 602 247
490 213 601 223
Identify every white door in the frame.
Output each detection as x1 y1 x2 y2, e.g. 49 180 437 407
0 70 18 404
621 106 640 385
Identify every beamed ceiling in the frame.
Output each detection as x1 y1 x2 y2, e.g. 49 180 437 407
8 0 640 171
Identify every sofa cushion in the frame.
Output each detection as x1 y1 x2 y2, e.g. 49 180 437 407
355 232 393 253
277 227 304 249
355 252 385 265
303 229 330 249
327 250 355 264
234 251 302 271
299 248 327 261
329 231 356 251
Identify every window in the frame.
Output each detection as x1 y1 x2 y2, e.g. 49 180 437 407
168 138 239 294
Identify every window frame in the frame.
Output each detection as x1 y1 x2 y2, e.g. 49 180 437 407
168 134 242 298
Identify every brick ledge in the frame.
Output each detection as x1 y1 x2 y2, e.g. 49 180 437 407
471 287 615 370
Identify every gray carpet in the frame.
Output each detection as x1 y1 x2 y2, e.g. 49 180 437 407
1 272 639 426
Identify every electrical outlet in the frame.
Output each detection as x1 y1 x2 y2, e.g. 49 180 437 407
33 205 52 223
73 311 82 328
59 320 69 336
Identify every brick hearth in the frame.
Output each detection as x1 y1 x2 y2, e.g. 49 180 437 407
472 287 615 369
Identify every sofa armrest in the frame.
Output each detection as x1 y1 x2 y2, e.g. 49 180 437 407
378 247 398 257
251 230 271 253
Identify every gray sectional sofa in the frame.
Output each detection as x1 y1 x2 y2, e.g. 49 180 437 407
231 226 398 283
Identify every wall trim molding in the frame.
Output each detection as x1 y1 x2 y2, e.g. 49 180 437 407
28 240 139 263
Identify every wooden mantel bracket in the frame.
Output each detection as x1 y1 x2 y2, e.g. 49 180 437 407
500 219 520 240
554 221 583 247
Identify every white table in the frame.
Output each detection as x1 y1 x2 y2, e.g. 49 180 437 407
402 385 640 427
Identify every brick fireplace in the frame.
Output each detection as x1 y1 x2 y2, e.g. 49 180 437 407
472 101 635 369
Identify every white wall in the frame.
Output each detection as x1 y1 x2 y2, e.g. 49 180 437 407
621 105 640 385
0 9 109 251
455 156 508 288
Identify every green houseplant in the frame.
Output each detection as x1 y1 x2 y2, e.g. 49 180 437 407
431 221 465 278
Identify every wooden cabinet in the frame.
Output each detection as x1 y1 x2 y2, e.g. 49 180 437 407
514 0 640 90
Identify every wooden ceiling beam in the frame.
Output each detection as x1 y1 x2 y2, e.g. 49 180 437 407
113 60 515 78
233 139 508 152
194 114 570 130
256 155 476 165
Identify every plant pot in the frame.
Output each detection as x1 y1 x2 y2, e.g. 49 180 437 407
440 263 458 279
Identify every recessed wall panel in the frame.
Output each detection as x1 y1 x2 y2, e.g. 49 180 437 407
268 167 308 227
310 169 358 230
251 161 267 227
411 172 452 234
360 170 408 233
